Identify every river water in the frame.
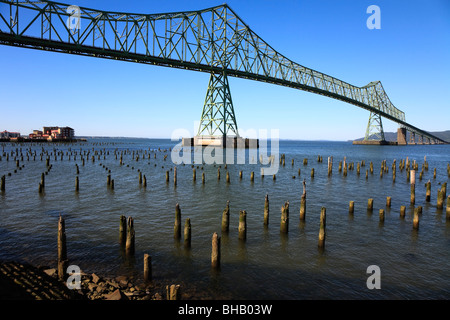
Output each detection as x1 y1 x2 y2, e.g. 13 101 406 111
0 138 449 299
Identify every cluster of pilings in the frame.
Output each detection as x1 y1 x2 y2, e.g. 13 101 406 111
1 143 450 299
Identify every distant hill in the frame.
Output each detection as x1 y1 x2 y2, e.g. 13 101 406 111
353 130 450 143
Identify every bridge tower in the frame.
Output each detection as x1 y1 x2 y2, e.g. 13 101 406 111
364 112 386 142
197 70 239 138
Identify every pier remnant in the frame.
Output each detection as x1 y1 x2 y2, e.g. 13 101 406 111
280 201 289 233
264 194 269 226
318 207 326 250
174 203 181 239
238 210 247 240
222 201 230 233
57 215 67 281
211 232 221 269
300 179 306 221
144 254 152 282
126 217 135 256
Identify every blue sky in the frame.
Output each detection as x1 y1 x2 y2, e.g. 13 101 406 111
1 0 449 140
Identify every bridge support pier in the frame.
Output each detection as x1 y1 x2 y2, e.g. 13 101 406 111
397 127 407 145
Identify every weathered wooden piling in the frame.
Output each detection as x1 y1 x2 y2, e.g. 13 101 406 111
126 217 135 255
139 172 142 185
211 232 221 269
165 170 169 182
111 179 115 190
280 201 289 233
250 171 254 182
221 201 230 233
0 175 5 191
437 190 444 209
193 168 196 182
400 206 406 218
413 207 420 230
318 207 326 249
174 203 181 239
410 170 416 205
119 215 127 246
349 201 355 214
327 156 333 176
311 168 315 178
300 179 306 221
226 171 230 183
386 196 391 208
174 167 177 186
367 198 374 211
426 180 431 202
166 284 181 300
184 218 191 248
57 215 67 281
264 194 269 226
379 209 385 222
41 172 45 188
446 196 450 220
238 210 247 240
75 176 79 192
144 254 152 282
202 172 205 184
239 170 243 180
217 168 220 180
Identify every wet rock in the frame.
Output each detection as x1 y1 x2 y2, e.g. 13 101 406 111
43 268 57 278
91 273 101 284
104 289 128 300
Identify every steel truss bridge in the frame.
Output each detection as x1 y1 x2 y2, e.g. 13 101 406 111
0 0 446 144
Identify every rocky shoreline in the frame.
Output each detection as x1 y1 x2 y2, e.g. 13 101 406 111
0 260 202 300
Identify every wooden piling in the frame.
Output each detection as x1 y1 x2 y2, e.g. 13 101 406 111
193 168 196 182
300 179 306 221
426 180 431 202
119 215 127 246
0 175 5 191
166 170 169 182
264 194 269 226
202 172 205 184
174 167 177 186
349 201 354 214
386 196 391 208
143 175 147 188
174 203 181 239
221 201 230 233
318 207 326 249
57 215 67 281
379 209 385 222
367 198 374 211
75 176 79 192
311 168 315 178
413 207 420 230
238 210 247 240
250 171 254 182
239 170 243 180
226 171 230 183
327 156 333 176
144 254 152 282
446 196 450 220
280 201 289 233
126 217 135 256
184 218 191 248
166 284 181 300
211 232 221 269
400 206 406 218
